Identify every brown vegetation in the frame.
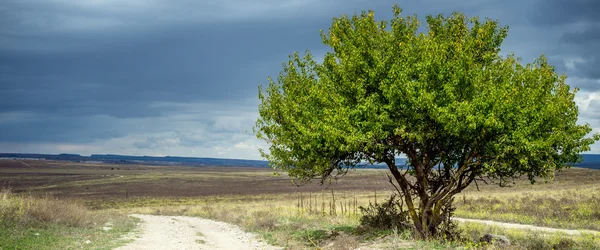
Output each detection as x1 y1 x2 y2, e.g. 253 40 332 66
0 189 95 227
0 160 391 200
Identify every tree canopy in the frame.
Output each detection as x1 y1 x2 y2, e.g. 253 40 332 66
254 5 600 238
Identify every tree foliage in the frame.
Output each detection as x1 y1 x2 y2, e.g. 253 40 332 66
254 5 600 238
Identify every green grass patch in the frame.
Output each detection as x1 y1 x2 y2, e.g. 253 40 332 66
0 214 137 250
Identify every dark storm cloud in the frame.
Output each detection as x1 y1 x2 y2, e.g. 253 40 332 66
1 0 599 157
0 22 326 118
524 0 600 91
561 26 600 45
529 0 600 26
560 26 600 81
0 114 128 143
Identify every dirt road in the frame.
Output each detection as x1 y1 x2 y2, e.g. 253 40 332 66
115 214 281 250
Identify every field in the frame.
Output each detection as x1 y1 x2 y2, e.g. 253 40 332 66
0 160 390 199
1 159 600 249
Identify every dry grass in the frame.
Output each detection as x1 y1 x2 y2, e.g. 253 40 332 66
0 188 137 249
0 188 98 227
456 187 600 230
455 168 600 231
458 222 600 250
322 234 360 250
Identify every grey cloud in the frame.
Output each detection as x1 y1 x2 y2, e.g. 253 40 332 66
133 136 179 149
569 78 600 92
572 58 600 80
0 100 260 147
529 0 600 26
559 26 600 81
561 26 600 45
174 130 252 148
0 22 325 118
1 0 336 30
0 114 128 143
132 118 257 151
582 96 600 118
509 0 600 91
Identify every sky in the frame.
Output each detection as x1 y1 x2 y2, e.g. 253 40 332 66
0 0 599 160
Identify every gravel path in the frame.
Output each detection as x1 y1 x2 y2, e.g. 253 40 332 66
453 218 600 235
114 214 281 250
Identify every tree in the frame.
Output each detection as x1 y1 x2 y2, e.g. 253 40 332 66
254 5 600 239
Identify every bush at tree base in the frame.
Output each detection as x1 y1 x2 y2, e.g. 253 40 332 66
359 194 462 241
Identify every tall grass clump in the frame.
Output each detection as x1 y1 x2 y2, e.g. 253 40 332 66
1 188 136 249
0 189 98 227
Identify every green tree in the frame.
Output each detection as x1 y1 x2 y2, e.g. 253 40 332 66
254 5 599 239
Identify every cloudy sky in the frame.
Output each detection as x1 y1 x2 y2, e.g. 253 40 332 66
0 0 599 160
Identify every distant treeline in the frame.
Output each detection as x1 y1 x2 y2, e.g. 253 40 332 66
0 153 598 170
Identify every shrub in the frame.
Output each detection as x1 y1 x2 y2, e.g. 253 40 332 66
358 194 411 231
359 194 463 241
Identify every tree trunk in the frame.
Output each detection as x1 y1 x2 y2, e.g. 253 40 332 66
385 159 452 239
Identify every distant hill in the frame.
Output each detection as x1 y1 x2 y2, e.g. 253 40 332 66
0 153 269 168
573 154 600 170
0 153 598 170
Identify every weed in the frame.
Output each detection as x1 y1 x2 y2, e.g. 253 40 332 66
250 210 277 230
326 234 360 250
292 229 331 247
553 238 576 250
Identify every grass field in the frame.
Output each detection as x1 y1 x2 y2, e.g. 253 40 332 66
1 159 600 249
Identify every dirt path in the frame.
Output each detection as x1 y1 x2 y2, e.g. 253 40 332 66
114 214 281 250
453 218 600 235
13 160 34 168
